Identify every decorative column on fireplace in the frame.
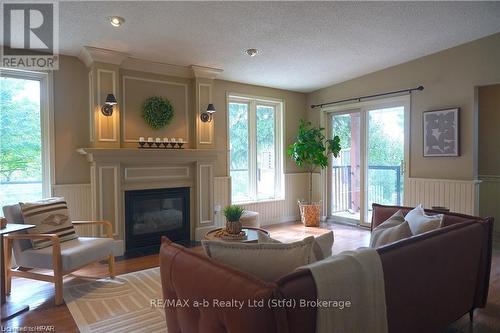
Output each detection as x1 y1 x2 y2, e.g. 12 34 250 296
125 187 190 252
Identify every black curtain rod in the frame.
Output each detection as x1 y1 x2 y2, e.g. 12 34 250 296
310 85 424 109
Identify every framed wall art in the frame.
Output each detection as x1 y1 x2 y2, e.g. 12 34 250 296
423 108 459 157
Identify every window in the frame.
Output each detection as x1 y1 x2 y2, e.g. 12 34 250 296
228 95 283 203
0 69 53 207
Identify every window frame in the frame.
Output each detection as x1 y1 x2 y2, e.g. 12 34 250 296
227 93 284 204
0 68 54 198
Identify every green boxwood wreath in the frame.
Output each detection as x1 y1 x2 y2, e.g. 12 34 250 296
142 96 174 129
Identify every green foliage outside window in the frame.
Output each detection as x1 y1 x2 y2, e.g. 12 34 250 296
332 110 404 206
0 78 41 182
229 102 278 201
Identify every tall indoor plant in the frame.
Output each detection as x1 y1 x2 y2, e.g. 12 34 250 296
287 120 341 226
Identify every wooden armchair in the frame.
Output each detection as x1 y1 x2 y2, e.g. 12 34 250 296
2 204 116 305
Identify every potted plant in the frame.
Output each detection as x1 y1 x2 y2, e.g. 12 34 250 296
287 119 341 227
223 205 245 234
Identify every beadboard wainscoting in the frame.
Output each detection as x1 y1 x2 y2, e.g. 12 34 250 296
53 176 486 235
404 178 480 216
214 176 231 227
478 175 500 233
52 183 99 236
53 173 311 241
214 173 316 226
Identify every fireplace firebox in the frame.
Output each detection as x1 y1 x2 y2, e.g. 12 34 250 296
125 187 190 253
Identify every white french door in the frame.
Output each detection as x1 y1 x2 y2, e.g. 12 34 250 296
323 96 410 227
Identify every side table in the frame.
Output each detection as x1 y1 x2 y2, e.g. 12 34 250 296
204 227 270 243
1 223 35 322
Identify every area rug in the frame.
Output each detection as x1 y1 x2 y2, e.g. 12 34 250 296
64 267 167 333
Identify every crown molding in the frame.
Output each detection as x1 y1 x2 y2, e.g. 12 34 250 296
78 46 129 67
122 57 194 78
191 65 223 79
78 46 223 79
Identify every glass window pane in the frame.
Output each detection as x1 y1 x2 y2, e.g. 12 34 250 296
228 102 250 202
331 112 361 223
0 76 42 207
366 106 405 221
256 105 275 200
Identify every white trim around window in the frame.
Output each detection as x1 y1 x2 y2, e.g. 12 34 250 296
0 68 55 198
227 93 284 204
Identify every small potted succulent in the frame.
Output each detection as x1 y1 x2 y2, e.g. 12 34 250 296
223 205 244 235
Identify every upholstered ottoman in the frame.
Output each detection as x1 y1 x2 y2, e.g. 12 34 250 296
240 210 260 228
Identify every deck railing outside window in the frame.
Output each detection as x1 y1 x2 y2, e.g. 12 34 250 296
331 165 402 213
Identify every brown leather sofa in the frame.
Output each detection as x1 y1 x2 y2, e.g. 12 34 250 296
159 204 493 333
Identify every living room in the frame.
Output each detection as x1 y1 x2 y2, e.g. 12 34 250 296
0 1 499 332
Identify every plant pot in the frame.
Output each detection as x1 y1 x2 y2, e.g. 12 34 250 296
298 202 321 227
226 220 243 235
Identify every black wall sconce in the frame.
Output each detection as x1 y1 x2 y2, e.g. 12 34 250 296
101 94 117 116
200 103 216 122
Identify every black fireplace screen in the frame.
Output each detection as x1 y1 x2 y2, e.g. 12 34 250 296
125 187 190 251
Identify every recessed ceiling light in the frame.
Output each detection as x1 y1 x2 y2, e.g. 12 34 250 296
109 16 125 27
245 48 259 57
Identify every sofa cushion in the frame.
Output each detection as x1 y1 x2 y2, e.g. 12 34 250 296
17 237 114 272
257 231 334 261
370 211 412 248
312 231 334 260
202 236 315 281
405 204 443 235
160 238 282 333
20 197 78 249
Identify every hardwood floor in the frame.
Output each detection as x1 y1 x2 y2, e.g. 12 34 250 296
1 222 499 332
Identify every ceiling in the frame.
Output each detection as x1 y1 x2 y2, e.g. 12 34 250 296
58 1 500 93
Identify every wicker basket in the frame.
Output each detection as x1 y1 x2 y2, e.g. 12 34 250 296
298 202 321 227
226 220 243 235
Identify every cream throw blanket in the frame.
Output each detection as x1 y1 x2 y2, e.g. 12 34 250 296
302 248 388 333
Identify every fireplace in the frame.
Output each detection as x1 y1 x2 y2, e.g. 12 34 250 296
124 187 190 253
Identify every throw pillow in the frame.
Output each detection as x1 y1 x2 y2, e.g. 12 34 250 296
20 197 78 249
202 236 315 281
405 204 443 235
370 211 412 248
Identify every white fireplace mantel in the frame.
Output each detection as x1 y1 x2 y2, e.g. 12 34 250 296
78 148 226 254
77 148 222 163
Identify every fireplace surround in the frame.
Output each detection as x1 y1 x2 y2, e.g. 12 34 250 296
78 148 221 255
125 187 190 252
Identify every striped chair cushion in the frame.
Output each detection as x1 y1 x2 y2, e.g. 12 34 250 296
20 197 78 249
